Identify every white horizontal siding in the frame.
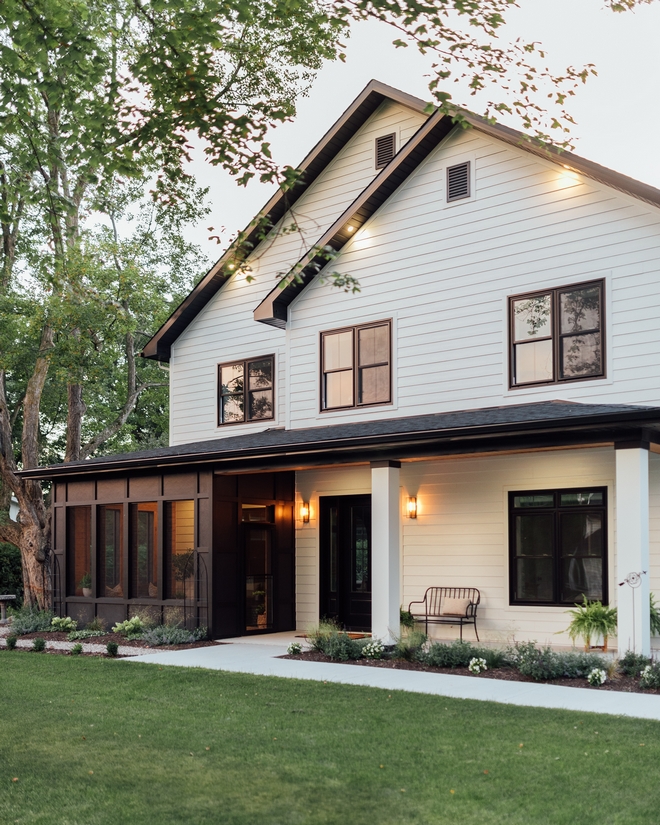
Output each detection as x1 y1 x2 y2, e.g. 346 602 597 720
169 100 427 445
287 127 660 427
296 448 660 646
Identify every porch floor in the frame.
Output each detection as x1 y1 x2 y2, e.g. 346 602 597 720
124 633 660 721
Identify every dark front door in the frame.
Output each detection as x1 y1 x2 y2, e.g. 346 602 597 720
319 495 371 631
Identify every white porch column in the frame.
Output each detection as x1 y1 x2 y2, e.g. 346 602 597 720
371 460 401 645
615 444 650 656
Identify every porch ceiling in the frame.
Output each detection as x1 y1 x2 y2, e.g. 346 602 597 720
20 401 660 480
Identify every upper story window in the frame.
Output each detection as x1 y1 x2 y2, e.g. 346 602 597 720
321 321 391 411
509 488 607 606
509 280 604 388
218 355 274 425
375 133 396 169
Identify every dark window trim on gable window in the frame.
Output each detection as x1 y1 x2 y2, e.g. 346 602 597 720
375 133 396 169
446 161 471 202
320 320 392 412
217 354 275 426
509 487 608 607
509 279 605 389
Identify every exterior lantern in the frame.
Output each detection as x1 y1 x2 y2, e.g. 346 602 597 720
300 502 310 523
406 496 417 519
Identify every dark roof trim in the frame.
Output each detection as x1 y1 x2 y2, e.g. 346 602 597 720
254 106 454 327
20 403 660 480
141 80 428 361
254 110 660 328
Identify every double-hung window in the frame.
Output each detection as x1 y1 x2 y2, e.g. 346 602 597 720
510 280 604 387
509 488 607 606
218 355 274 425
321 321 391 410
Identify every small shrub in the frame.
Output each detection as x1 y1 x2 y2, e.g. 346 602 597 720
394 629 427 662
423 640 474 668
10 606 54 635
142 625 197 646
307 620 342 653
324 633 364 661
468 657 488 675
362 639 385 660
67 629 104 641
287 642 303 655
51 616 77 632
106 641 119 657
70 643 83 656
86 617 106 632
511 641 605 681
32 637 46 652
112 616 145 638
587 668 607 687
191 626 207 641
640 663 660 689
5 634 17 650
399 607 416 629
619 650 651 677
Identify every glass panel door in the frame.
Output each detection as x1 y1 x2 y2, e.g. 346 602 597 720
244 525 273 631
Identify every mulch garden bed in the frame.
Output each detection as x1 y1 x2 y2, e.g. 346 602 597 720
281 650 660 694
15 631 222 651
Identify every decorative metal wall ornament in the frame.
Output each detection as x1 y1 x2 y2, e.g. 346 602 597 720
618 570 648 651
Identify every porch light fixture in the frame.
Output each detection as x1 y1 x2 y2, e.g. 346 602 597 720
346 224 355 233
300 502 310 523
406 496 417 519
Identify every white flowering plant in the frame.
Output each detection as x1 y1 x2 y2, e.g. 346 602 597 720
587 667 607 687
362 639 385 660
468 657 488 675
287 642 303 655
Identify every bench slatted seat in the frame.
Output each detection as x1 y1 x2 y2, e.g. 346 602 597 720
408 587 480 642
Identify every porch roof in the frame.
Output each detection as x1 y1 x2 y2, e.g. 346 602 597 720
21 400 660 479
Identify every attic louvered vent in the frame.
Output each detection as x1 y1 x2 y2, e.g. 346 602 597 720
447 161 471 202
375 133 396 169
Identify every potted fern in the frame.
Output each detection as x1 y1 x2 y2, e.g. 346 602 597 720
565 597 618 652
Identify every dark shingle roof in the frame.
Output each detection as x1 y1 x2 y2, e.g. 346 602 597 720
21 401 660 479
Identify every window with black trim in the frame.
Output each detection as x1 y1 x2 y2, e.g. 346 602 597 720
321 321 391 410
509 488 607 606
510 280 604 387
218 355 274 425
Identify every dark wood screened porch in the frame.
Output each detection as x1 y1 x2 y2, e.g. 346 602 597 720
52 469 295 639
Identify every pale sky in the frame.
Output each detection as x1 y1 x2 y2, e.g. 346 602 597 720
184 0 660 259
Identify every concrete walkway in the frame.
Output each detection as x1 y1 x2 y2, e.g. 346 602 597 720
125 632 660 721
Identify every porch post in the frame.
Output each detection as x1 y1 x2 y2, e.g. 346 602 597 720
615 444 650 656
371 460 401 645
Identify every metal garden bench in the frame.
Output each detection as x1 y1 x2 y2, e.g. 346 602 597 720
408 587 481 642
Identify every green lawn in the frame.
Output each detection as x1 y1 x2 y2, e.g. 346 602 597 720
2 655 660 824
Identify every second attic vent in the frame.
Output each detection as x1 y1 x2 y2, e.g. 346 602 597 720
447 161 471 201
375 133 396 169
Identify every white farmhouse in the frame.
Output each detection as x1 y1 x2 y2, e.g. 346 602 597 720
27 81 660 655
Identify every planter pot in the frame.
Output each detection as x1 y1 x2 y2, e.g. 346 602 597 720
82 588 92 598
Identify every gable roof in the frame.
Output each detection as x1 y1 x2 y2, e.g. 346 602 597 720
254 109 660 328
144 81 660 353
19 400 660 479
141 80 428 361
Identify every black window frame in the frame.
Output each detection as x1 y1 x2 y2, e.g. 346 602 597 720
509 486 608 607
509 279 605 389
217 354 275 426
320 320 392 412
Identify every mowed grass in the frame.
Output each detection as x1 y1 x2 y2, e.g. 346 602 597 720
2 656 660 825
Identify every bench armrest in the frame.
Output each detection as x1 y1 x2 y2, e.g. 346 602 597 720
407 598 426 614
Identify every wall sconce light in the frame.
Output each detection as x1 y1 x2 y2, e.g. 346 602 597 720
300 502 310 523
406 496 417 519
